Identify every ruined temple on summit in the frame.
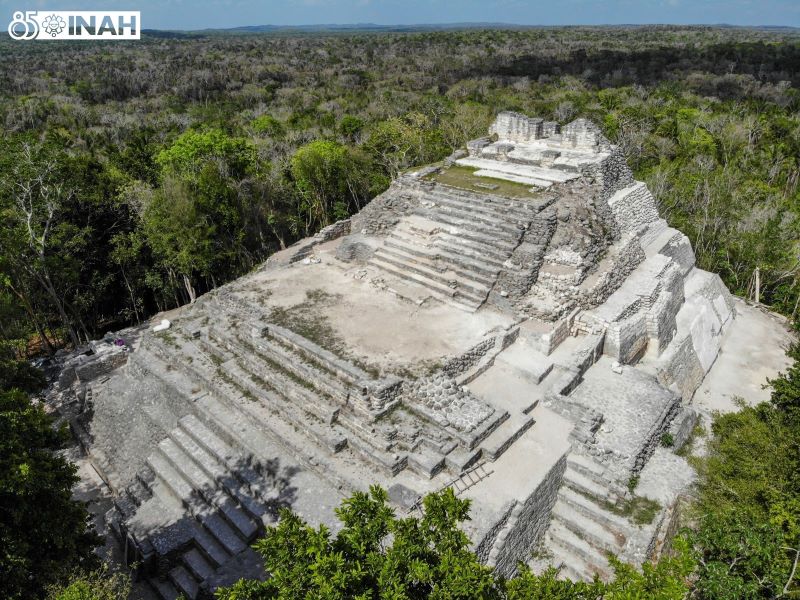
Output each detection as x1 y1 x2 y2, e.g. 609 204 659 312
61 112 738 599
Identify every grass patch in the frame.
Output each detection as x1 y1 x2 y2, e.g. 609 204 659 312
424 164 540 199
155 330 181 350
616 496 662 526
217 368 257 402
574 486 662 526
676 422 706 458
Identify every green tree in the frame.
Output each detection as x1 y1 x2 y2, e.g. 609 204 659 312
689 342 800 598
290 140 369 233
47 565 130 600
0 389 100 599
218 486 696 600
143 176 215 304
156 129 256 182
217 486 500 600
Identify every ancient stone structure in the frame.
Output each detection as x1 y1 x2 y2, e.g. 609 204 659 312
56 112 751 598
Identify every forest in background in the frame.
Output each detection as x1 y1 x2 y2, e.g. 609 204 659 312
1 25 800 600
0 25 799 355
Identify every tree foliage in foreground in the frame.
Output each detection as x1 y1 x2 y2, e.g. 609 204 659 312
216 486 694 600
0 383 100 599
47 565 130 600
690 341 800 599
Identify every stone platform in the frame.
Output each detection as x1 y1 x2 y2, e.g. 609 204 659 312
53 112 793 597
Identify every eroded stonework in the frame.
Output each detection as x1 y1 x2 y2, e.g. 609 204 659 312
54 112 763 598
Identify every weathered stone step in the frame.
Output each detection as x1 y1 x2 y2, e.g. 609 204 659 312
146 451 248 555
369 256 484 311
189 381 351 494
373 248 491 298
431 230 515 264
547 522 611 579
177 415 268 497
385 236 500 279
566 453 605 477
565 454 619 491
390 226 508 273
128 473 154 506
551 501 625 553
204 330 333 424
258 321 372 385
199 511 247 555
557 487 630 534
379 242 495 289
173 430 267 524
215 352 349 456
424 189 538 222
428 212 522 245
479 412 534 461
429 197 532 231
147 451 197 505
424 186 540 219
562 468 623 504
456 157 579 184
191 525 230 568
404 214 519 252
148 576 179 600
240 330 348 404
183 547 216 582
169 565 199 600
556 561 592 583
407 450 446 479
157 438 258 542
394 218 512 266
421 204 526 238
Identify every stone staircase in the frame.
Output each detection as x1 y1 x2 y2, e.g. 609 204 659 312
111 412 277 600
541 453 635 582
206 325 414 475
370 186 540 311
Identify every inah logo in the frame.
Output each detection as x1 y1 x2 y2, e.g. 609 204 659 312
8 10 140 40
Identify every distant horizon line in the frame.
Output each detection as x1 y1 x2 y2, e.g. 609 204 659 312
141 21 800 33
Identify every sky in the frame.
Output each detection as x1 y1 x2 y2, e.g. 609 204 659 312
2 0 799 31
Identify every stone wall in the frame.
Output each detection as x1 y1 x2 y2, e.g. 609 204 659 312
404 374 497 434
645 264 684 353
586 147 635 240
486 453 568 577
608 182 661 234
655 332 706 400
489 111 544 142
490 206 557 306
316 218 351 242
441 337 496 378
562 119 612 152
335 233 377 263
541 308 580 355
474 502 517 563
348 177 421 236
577 234 646 310
75 349 129 383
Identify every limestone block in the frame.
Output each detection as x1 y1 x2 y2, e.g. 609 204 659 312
605 312 648 364
659 233 696 275
335 234 376 263
608 182 661 233
656 332 706 401
679 295 723 372
489 111 544 142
